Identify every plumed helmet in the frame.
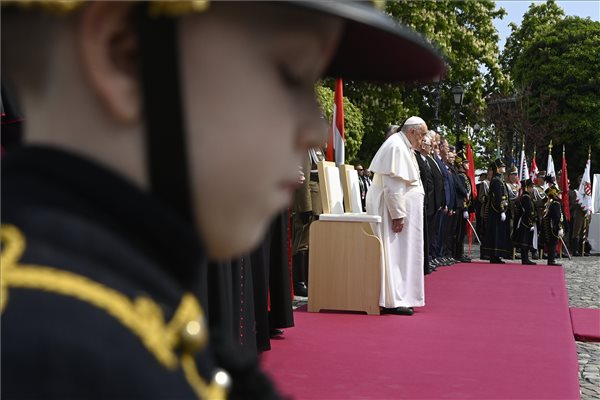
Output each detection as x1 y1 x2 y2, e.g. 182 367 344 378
545 186 561 199
489 158 505 172
454 155 463 167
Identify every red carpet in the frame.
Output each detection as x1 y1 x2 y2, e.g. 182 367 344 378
261 263 580 399
570 307 600 342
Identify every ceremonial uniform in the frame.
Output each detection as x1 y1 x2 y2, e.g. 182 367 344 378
1 147 257 399
481 160 512 262
475 174 490 247
513 183 537 264
532 174 548 257
543 188 565 266
453 164 472 262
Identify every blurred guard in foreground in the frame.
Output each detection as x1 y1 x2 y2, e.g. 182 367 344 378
1 1 444 398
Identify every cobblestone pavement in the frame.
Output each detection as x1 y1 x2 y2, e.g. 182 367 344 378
293 249 600 398
563 254 600 400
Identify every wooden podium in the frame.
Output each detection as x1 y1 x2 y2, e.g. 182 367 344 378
307 162 382 315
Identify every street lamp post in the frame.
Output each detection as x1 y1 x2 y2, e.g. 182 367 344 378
452 84 464 152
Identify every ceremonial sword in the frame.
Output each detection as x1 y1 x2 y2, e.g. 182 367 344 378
559 236 572 261
465 218 482 246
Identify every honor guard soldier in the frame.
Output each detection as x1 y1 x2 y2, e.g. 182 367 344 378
532 170 548 258
1 1 445 398
481 158 512 263
475 169 491 247
453 154 472 263
506 166 520 257
506 166 520 205
543 187 565 266
513 179 537 265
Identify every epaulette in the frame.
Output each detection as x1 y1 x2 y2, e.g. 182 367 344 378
1 224 229 399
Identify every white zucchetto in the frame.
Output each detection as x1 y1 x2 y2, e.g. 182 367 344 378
402 116 426 127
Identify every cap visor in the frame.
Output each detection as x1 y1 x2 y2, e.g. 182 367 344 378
294 1 446 83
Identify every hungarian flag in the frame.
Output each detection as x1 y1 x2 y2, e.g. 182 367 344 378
530 150 538 181
560 146 570 221
576 150 593 215
326 78 345 166
466 144 477 200
465 144 477 256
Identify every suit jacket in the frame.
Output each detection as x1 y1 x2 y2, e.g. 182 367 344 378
444 162 457 211
415 151 435 216
426 155 445 211
434 155 451 209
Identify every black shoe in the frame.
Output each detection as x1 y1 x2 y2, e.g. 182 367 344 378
531 254 539 260
382 307 414 316
294 282 308 297
458 257 471 263
522 260 537 265
573 251 581 257
490 257 505 264
481 255 490 260
548 261 562 266
270 329 284 338
430 259 440 267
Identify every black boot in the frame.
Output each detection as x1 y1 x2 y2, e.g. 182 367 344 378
572 238 581 256
292 252 308 297
521 248 536 265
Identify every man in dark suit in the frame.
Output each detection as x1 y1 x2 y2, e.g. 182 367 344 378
431 134 453 266
439 140 457 265
426 132 445 268
415 135 436 273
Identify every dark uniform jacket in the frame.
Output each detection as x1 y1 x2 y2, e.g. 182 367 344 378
455 172 470 210
1 146 278 399
543 199 564 244
481 174 512 258
513 191 536 250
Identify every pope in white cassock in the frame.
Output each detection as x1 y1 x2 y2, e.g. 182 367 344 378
366 116 428 316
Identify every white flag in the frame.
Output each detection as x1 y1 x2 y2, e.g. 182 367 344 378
546 152 555 189
576 157 592 215
519 148 529 183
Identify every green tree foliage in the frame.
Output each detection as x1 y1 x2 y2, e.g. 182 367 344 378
344 0 508 163
512 17 600 174
500 0 564 77
315 85 365 164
